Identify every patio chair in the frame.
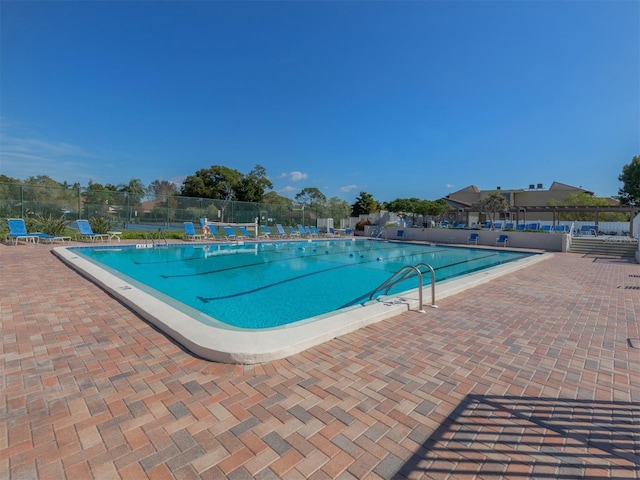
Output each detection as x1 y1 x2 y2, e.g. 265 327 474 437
6 218 39 245
223 226 239 240
289 226 301 237
260 225 272 237
495 234 509 247
239 226 257 239
468 232 479 245
396 229 405 240
310 226 321 236
76 219 109 242
183 222 205 241
276 224 289 237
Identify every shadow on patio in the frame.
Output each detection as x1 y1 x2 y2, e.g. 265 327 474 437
395 395 640 479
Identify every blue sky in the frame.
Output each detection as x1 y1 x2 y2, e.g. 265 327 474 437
1 1 638 203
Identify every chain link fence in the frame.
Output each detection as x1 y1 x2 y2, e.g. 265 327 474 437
0 182 351 231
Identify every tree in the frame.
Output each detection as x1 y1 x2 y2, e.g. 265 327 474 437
474 192 509 228
548 192 627 222
148 179 179 200
84 180 118 217
351 191 379 216
385 197 423 224
181 165 243 199
295 187 326 207
618 155 640 206
234 165 273 203
263 191 294 207
421 199 450 224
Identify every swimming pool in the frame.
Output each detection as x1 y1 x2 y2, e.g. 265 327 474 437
54 239 550 363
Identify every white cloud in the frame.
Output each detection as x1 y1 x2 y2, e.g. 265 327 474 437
339 184 358 193
446 183 455 189
280 185 297 193
278 171 308 182
0 126 98 182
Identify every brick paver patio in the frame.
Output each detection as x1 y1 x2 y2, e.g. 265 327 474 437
1 241 638 479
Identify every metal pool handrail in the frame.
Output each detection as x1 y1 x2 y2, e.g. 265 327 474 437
369 263 438 312
145 228 168 247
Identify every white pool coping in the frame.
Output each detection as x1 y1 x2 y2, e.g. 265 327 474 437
53 245 552 364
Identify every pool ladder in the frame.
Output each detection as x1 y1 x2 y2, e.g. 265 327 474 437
145 228 168 247
369 263 438 312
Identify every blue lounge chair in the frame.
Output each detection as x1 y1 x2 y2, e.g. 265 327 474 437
6 218 39 245
260 225 272 237
76 219 109 242
496 234 508 246
579 225 596 236
344 228 353 236
468 233 479 245
239 226 257 239
297 225 307 236
310 226 321 236
289 226 301 237
223 226 238 240
8 218 71 243
328 227 339 237
276 224 289 237
184 222 205 240
396 229 405 240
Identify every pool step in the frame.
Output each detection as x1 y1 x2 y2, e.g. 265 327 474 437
569 237 638 257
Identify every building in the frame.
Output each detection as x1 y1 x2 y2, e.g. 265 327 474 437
443 181 595 225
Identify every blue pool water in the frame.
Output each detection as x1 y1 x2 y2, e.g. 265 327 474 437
72 240 535 329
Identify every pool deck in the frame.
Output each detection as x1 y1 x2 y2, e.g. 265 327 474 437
1 240 639 479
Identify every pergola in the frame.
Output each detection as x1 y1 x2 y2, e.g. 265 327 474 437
456 205 640 237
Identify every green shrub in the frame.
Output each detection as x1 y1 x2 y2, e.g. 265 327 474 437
32 214 69 235
88 216 114 234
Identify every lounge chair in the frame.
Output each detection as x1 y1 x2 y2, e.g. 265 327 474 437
578 225 596 236
8 218 72 243
344 228 353 236
260 225 272 237
223 226 239 240
239 226 257 239
297 225 308 236
276 224 289 237
468 233 479 245
6 218 39 245
76 219 109 242
396 229 405 240
496 234 508 246
289 226 301 237
184 222 205 240
327 227 339 237
310 226 321 236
